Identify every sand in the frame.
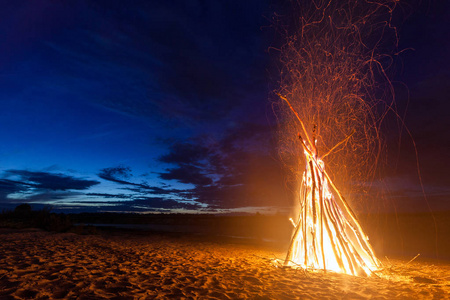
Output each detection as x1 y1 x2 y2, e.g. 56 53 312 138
0 228 449 299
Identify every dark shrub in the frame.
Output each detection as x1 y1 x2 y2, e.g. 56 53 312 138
14 203 32 217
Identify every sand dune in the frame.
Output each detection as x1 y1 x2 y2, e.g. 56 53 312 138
0 228 449 299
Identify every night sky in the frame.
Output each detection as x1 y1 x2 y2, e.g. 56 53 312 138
0 1 448 214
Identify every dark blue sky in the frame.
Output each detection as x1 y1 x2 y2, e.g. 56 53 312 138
0 0 448 214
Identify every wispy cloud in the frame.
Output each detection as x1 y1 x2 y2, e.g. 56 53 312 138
4 170 99 191
0 170 100 208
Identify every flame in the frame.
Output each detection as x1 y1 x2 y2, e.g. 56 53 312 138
284 145 380 276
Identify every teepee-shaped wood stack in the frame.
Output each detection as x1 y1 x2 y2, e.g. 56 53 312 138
280 96 380 277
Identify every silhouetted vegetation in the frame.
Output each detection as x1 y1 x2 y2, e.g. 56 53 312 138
0 204 72 232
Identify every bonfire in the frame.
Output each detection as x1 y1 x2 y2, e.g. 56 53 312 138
275 0 399 276
280 95 380 276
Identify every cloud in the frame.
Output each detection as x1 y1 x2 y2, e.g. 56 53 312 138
156 122 289 209
159 142 210 166
86 193 133 199
23 191 84 202
97 166 185 196
98 166 135 185
0 170 100 209
0 179 28 200
98 166 159 191
145 186 186 196
4 170 99 191
131 197 201 210
159 165 213 186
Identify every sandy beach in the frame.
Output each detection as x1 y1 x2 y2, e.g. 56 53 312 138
0 228 449 299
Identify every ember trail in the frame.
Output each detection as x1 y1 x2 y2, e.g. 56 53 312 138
275 0 400 276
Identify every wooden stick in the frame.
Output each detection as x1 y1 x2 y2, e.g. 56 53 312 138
317 169 326 271
303 164 309 265
321 196 346 272
405 253 420 266
309 159 319 265
322 169 379 266
284 217 302 265
278 94 314 149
